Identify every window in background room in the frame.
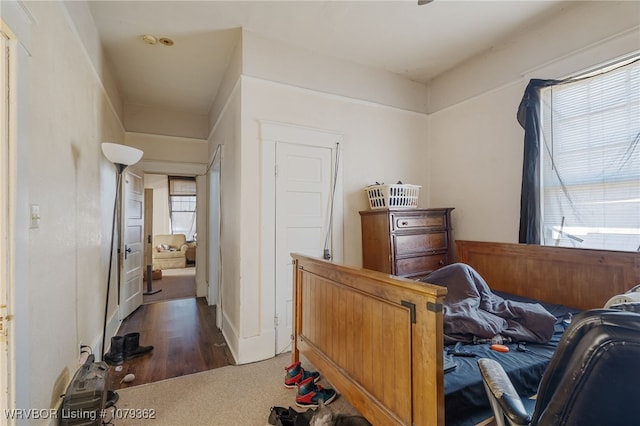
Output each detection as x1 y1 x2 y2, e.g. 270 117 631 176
539 58 640 251
169 176 197 241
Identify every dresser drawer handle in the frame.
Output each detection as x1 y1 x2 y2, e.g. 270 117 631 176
401 221 409 226
439 259 445 265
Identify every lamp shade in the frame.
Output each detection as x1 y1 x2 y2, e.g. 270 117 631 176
101 142 143 166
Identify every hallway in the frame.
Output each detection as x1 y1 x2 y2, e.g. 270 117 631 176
108 297 234 390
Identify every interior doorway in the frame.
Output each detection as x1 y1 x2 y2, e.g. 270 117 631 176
109 170 216 389
260 121 344 355
142 173 198 305
208 148 221 325
0 26 15 417
119 167 145 319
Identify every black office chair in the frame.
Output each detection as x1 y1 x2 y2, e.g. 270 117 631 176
477 308 640 426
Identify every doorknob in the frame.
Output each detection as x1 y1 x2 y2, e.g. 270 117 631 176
125 246 132 259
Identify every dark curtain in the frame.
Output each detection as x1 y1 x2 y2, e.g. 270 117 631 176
517 59 639 245
516 79 561 244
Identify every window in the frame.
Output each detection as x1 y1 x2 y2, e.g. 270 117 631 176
169 176 196 241
538 58 640 251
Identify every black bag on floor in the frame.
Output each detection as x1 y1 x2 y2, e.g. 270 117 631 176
58 355 108 426
268 406 314 426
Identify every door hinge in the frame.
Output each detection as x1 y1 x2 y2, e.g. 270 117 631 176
274 164 279 178
274 315 280 327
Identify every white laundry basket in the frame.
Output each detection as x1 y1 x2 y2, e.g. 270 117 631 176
365 184 421 209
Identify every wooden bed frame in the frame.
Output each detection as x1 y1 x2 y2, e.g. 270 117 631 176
456 240 639 311
291 241 640 425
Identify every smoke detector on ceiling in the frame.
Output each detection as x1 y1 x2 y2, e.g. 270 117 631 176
142 34 157 45
141 34 174 47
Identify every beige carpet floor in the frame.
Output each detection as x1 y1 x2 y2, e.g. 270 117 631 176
143 267 196 304
111 353 361 426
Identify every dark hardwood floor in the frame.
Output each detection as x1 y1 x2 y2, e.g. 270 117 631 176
108 297 234 390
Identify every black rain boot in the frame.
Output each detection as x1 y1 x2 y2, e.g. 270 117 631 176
103 336 124 366
123 332 153 360
105 390 119 408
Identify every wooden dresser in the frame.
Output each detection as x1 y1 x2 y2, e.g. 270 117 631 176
359 208 454 279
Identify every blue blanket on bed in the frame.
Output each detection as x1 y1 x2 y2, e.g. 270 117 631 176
420 263 556 345
442 289 579 426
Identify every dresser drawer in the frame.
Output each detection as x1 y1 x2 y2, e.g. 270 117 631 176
394 232 447 256
395 254 448 277
360 207 454 277
393 213 445 230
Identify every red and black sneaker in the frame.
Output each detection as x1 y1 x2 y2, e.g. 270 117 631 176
284 361 320 389
295 376 337 408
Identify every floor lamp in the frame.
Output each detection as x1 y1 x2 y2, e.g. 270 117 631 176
101 143 143 362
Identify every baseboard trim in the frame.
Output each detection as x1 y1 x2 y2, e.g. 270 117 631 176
220 310 275 365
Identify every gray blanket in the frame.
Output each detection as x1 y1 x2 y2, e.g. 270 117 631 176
420 263 556 345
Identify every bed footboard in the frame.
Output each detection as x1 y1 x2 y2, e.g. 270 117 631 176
292 254 447 426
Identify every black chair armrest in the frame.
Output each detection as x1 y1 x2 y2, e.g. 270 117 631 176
478 358 532 426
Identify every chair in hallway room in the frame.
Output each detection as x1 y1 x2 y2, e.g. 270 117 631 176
152 234 188 270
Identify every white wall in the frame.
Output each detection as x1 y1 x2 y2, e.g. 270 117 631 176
60 0 123 122
242 30 429 114
209 84 242 362
243 77 429 269
204 32 243 361
5 1 126 416
429 82 525 243
124 103 209 140
208 32 243 136
204 28 431 365
230 64 429 364
428 1 640 247
126 132 208 168
143 174 171 236
427 1 640 113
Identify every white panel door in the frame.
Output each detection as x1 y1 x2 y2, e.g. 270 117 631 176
275 142 332 353
119 168 144 319
208 157 221 312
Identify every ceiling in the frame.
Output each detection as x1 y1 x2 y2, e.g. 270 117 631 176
88 0 569 119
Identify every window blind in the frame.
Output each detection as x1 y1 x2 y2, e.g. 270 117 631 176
168 176 197 240
169 177 196 196
539 59 640 251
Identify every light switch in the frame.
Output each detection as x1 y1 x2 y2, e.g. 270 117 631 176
30 204 40 229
